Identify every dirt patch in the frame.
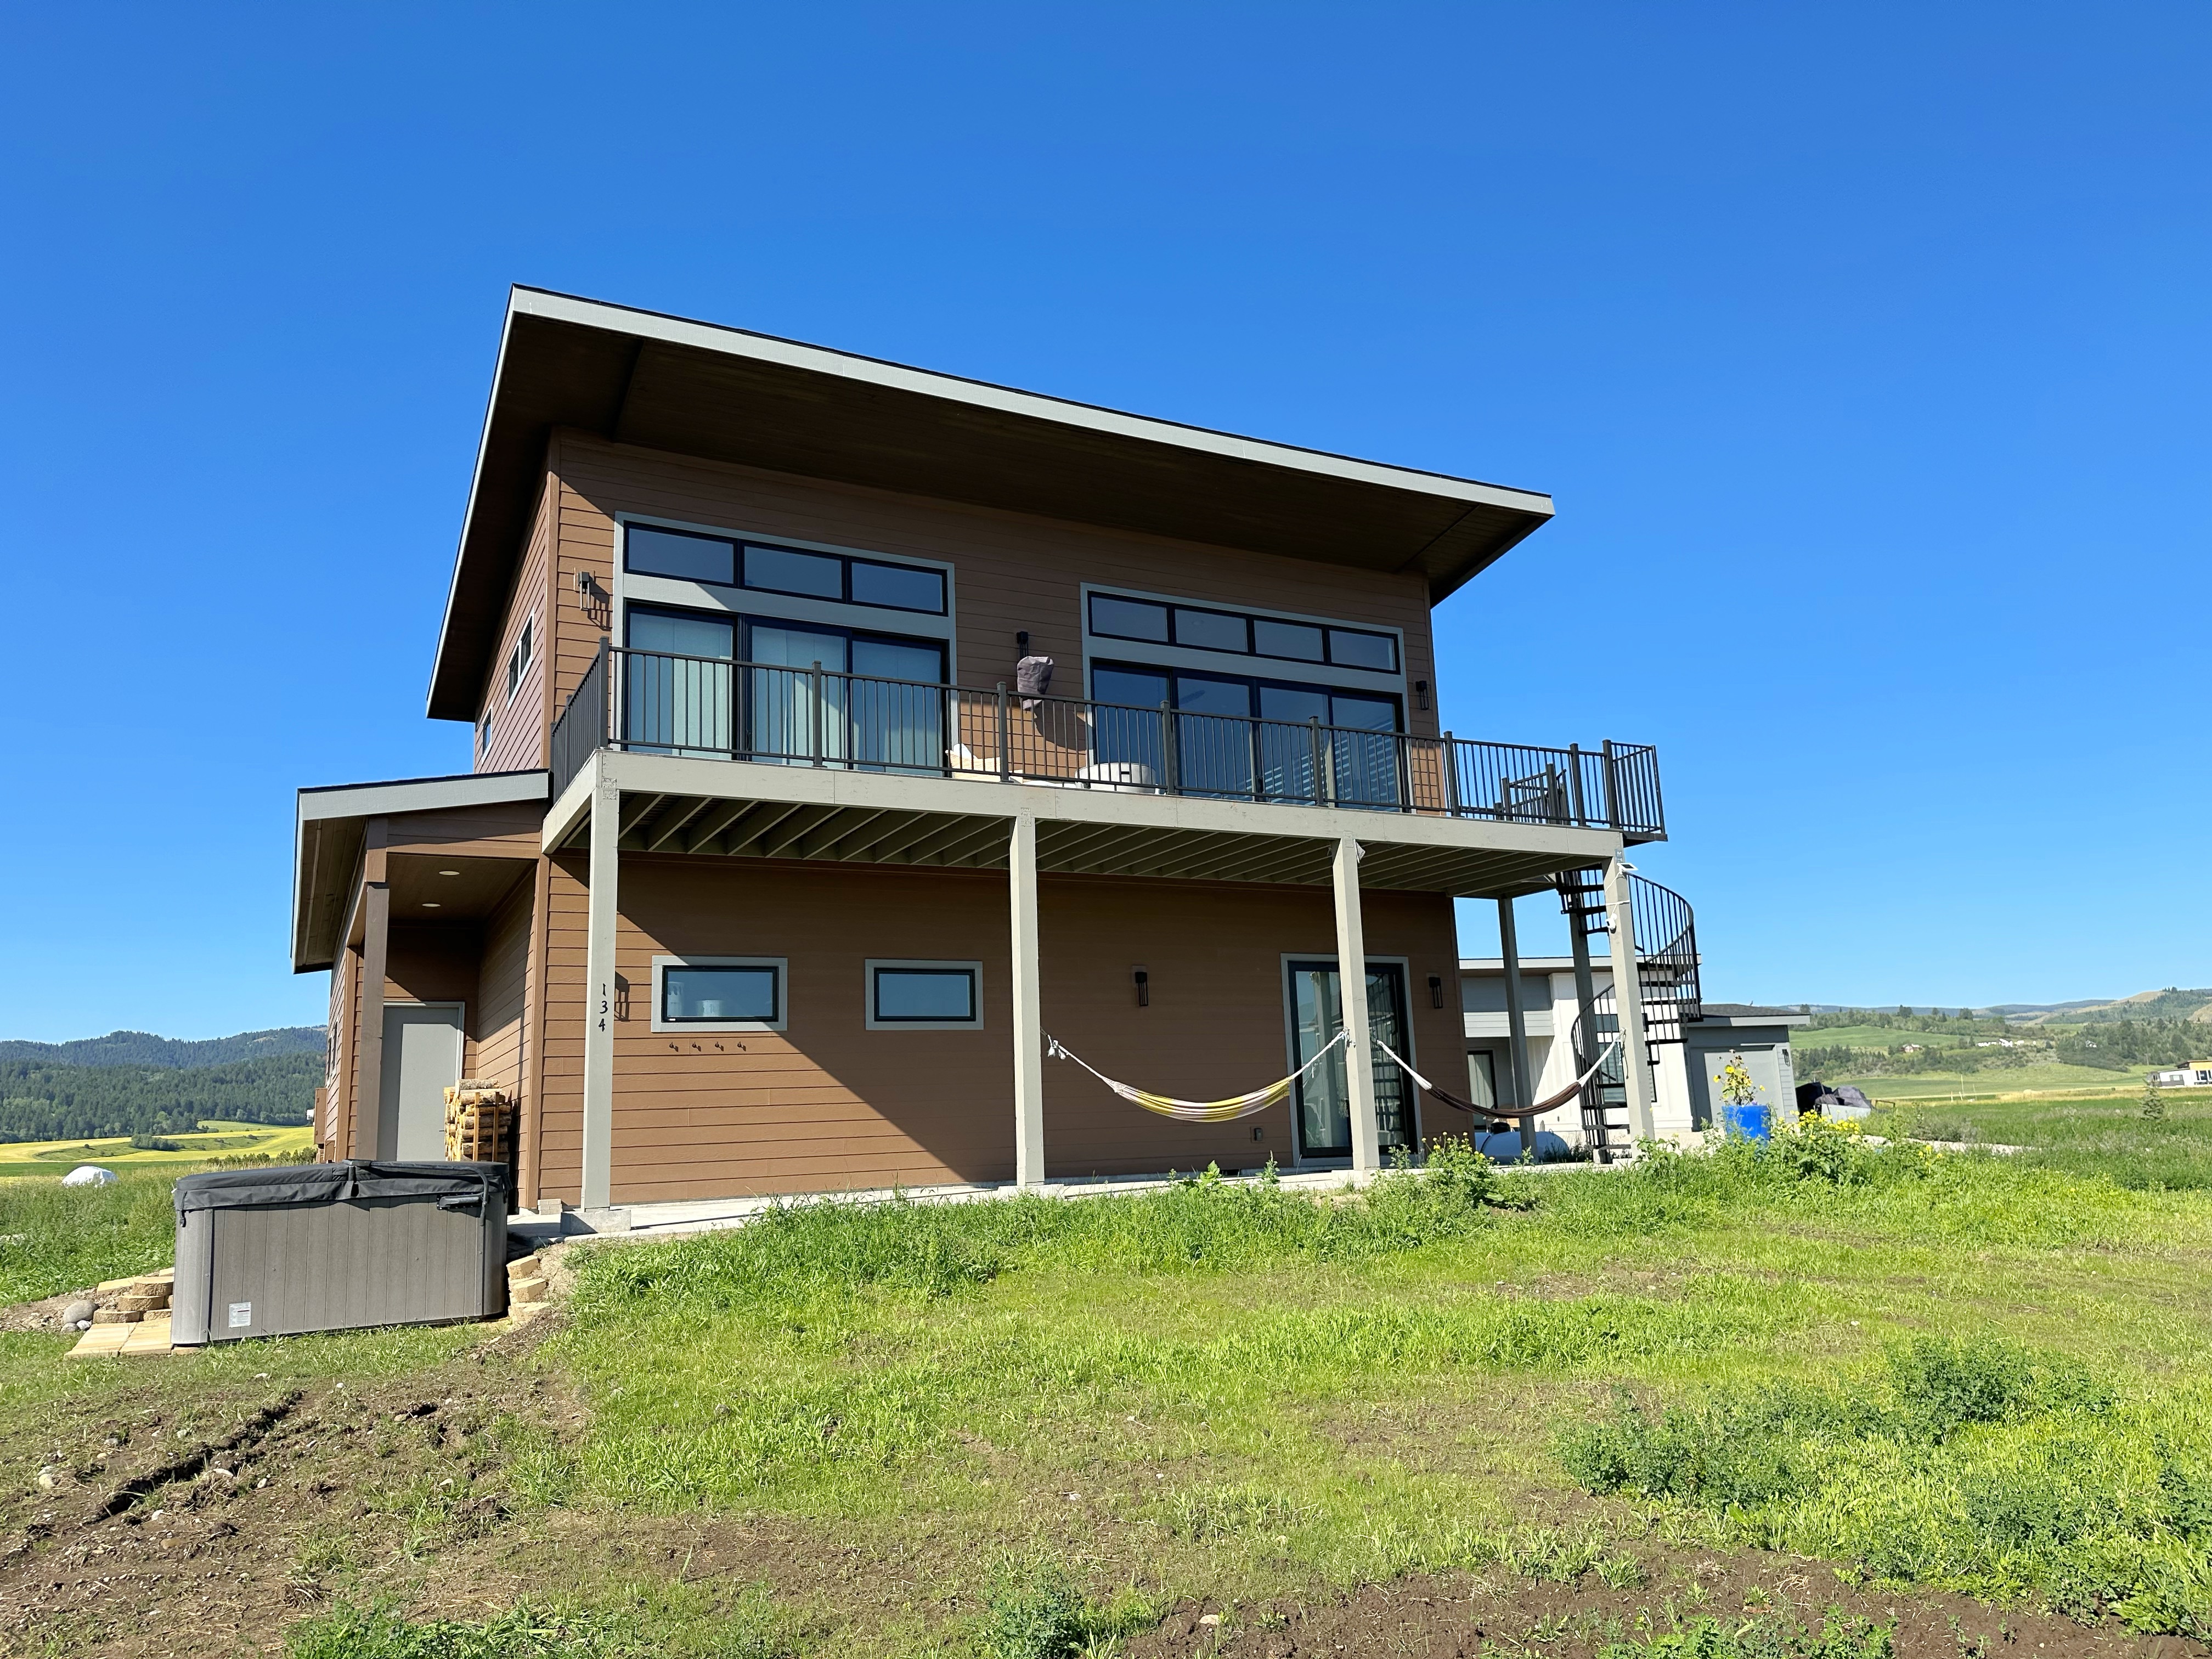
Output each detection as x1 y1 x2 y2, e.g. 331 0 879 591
0 1288 94 1335
1124 1549 2210 1659
0 1327 579 1658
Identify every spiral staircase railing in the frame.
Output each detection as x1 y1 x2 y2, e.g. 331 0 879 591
1555 871 1700 1161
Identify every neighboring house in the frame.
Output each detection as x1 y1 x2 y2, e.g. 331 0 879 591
1460 949 1807 1149
2151 1066 2212 1088
291 286 1685 1219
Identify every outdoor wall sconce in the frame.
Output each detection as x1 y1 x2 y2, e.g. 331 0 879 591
1429 974 1444 1008
1133 968 1150 1007
1017 630 1030 654
1414 679 1430 711
1251 1125 1265 1142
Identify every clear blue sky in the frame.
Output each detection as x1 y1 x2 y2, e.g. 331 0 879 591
3 4 2207 1040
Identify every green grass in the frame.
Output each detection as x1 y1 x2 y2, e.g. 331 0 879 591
286 1581 803 1658
516 1131 2212 1635
0 1164 182 1303
1837 1064 2152 1097
11 1128 2212 1648
1875 1091 2212 1189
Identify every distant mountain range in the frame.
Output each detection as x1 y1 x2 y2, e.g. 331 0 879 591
1801 991 2212 1024
0 1026 325 1067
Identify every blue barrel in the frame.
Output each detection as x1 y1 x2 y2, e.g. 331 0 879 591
1721 1103 1772 1141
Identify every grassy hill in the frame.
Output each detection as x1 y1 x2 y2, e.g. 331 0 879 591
0 1025 323 1067
0 1120 314 1178
0 1052 318 1144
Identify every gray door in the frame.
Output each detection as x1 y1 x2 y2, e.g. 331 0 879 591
379 1003 464 1161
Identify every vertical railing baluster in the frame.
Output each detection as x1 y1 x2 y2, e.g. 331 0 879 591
1160 701 1180 796
1441 731 1459 816
996 682 1011 782
1601 739 1620 833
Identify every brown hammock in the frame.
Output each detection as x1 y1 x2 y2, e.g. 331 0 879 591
1375 1038 1618 1121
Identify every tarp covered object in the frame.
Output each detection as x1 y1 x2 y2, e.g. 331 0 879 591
174 1161 508 1215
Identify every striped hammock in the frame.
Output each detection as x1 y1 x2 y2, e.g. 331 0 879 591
1046 1030 1348 1124
1375 1036 1619 1119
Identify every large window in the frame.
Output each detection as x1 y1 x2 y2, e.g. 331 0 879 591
623 605 947 771
866 961 983 1030
625 524 947 616
1087 593 1397 674
651 957 786 1032
1090 662 1403 805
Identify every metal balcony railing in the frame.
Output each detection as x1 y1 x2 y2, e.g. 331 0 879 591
549 644 1668 838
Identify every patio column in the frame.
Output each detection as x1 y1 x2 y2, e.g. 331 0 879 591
1009 812 1045 1189
1497 895 1536 1159
1333 837 1381 1175
580 768 619 1210
1603 855 1658 1143
1566 877 1607 1160
352 819 390 1161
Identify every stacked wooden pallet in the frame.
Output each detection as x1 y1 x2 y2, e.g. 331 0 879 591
443 1080 513 1163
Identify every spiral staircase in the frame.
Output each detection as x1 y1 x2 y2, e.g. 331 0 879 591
1553 869 1701 1160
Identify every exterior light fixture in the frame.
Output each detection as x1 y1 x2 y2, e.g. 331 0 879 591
1429 974 1444 1008
1133 968 1149 1007
1415 679 1430 711
438 869 460 877
422 902 442 909
1017 630 1031 654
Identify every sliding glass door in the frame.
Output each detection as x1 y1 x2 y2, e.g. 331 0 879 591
1286 960 1413 1160
625 610 735 757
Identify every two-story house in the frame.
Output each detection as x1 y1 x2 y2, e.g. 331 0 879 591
291 287 1688 1222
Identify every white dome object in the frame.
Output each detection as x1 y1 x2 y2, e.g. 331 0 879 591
61 1165 120 1188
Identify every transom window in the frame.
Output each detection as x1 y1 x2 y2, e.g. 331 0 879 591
866 961 983 1030
626 524 947 616
1087 594 1398 674
651 957 786 1032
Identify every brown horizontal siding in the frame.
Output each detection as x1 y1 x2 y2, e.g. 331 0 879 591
477 473 555 774
548 432 1441 740
552 854 1462 1206
475 878 532 1097
383 922 483 1080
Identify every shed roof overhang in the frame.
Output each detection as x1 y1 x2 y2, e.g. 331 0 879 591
292 770 549 972
427 287 1556 720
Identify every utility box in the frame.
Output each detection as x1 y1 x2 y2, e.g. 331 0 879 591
171 1161 509 1346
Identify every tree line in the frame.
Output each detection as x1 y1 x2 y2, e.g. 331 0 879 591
0 1053 319 1144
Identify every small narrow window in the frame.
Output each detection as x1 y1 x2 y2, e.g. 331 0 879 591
744 544 844 600
1171 607 1249 653
505 616 534 703
1088 595 1169 642
654 958 786 1031
479 712 492 755
627 525 737 584
849 558 946 613
866 961 983 1029
1252 618 1325 662
1326 628 1396 672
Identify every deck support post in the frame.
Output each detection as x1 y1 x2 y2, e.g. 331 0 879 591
1566 879 1606 1160
1333 837 1381 1175
1603 855 1658 1144
1498 896 1535 1159
581 768 619 1210
352 820 390 1161
1009 812 1046 1189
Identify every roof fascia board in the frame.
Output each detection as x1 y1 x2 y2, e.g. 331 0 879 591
507 287 1557 519
298 769 550 826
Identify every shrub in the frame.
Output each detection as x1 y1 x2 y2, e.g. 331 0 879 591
976 1558 1159 1659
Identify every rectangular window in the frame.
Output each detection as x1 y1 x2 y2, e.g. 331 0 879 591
651 956 787 1031
505 616 534 704
743 544 844 600
866 961 983 1030
1252 618 1326 662
849 558 946 613
1326 628 1397 672
1088 594 1170 642
627 526 737 584
1172 606 1248 653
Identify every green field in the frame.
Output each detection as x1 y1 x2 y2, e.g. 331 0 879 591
1875 1089 2212 1188
3 1126 2210 1656
0 1119 313 1180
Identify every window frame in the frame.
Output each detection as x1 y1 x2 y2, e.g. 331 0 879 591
1085 590 1400 675
504 613 535 706
864 959 985 1031
622 522 947 617
650 955 788 1033
1088 658 1404 733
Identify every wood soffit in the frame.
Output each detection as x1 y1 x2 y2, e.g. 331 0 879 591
559 789 1579 899
427 290 1555 720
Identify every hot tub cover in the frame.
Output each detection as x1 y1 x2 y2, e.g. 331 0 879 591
174 1160 508 1215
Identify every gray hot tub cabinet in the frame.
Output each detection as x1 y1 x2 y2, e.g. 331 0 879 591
172 1161 509 1345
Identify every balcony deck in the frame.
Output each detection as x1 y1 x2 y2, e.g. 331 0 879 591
545 645 1665 900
